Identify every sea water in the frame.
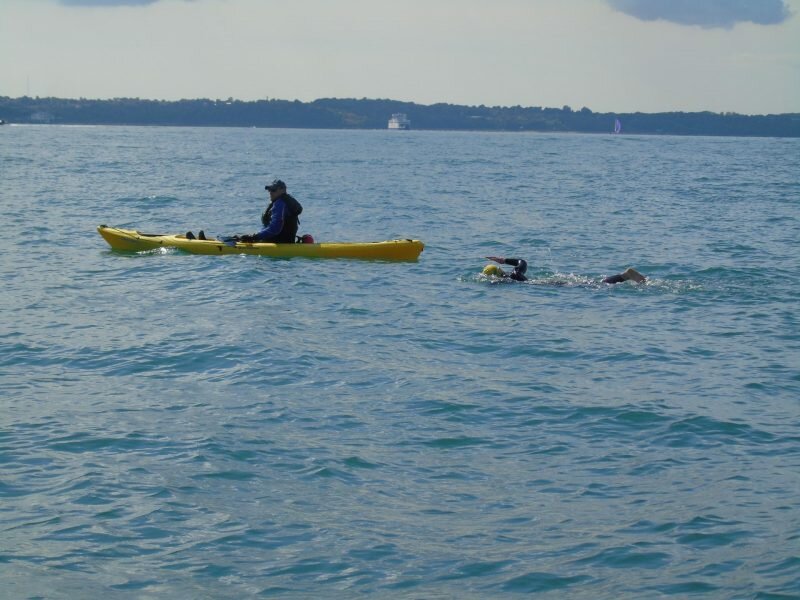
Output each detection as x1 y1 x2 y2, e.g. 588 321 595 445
1 125 799 599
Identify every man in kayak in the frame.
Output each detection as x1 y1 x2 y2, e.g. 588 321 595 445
483 256 646 284
184 180 304 243
231 179 304 243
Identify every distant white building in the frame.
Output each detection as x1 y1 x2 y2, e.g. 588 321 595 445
388 113 410 130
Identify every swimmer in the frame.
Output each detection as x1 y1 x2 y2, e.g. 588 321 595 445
483 257 528 281
483 256 646 284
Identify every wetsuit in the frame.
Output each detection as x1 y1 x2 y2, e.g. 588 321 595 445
501 258 528 281
602 273 626 284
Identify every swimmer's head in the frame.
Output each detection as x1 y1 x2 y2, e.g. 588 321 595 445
482 264 504 277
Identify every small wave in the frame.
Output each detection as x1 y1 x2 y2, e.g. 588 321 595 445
45 431 158 454
756 556 800 576
116 195 180 207
342 456 381 469
136 246 177 256
571 545 671 569
502 571 592 593
437 559 514 581
422 435 491 449
191 470 257 481
652 581 721 595
654 416 775 449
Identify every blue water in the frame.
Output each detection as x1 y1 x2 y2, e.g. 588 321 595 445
1 125 799 599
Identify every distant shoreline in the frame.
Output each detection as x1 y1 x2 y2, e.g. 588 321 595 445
5 123 798 140
1 96 798 137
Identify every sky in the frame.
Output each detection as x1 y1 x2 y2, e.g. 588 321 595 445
1 0 798 114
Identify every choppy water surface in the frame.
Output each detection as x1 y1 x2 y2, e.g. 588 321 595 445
1 125 799 598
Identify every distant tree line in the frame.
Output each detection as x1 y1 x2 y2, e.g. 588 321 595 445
1 96 798 137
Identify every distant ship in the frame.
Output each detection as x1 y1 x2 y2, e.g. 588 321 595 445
388 113 410 130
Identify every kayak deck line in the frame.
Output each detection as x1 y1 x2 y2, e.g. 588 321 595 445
97 225 424 261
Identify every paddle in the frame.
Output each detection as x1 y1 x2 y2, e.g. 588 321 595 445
220 235 258 246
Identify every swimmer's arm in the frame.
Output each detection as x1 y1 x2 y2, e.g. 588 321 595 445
487 256 525 268
604 268 646 284
486 256 521 265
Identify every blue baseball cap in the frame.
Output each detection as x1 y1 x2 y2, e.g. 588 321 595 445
265 179 286 192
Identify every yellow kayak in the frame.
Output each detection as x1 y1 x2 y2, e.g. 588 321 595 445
97 226 424 261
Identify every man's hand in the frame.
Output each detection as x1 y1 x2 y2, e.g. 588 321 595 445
485 256 504 263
